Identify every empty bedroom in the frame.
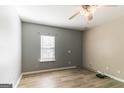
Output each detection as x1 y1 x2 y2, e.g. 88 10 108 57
1 4 124 88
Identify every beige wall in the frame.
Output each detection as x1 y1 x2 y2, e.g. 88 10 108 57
82 17 124 80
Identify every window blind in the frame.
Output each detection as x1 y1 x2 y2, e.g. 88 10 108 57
40 35 55 62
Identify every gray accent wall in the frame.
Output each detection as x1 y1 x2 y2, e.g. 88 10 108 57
22 22 82 72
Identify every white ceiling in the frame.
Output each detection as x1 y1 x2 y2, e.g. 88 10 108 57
16 5 124 31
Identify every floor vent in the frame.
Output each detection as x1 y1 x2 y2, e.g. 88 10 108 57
96 73 108 79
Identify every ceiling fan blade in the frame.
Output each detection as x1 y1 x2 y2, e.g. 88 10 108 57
103 5 118 7
96 5 118 8
69 11 80 20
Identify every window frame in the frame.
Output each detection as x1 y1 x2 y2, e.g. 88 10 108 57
39 35 56 62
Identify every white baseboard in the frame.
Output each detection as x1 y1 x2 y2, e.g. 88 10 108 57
22 66 77 75
97 70 124 83
14 74 22 88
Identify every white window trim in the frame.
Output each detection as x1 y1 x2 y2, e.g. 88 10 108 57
39 58 56 62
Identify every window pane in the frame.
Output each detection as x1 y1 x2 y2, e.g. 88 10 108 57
40 35 55 62
41 36 55 48
41 49 55 59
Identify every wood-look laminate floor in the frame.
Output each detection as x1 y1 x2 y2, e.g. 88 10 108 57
18 68 124 88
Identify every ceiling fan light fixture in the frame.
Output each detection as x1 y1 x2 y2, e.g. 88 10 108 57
90 8 96 13
81 6 96 16
83 11 90 17
69 5 117 22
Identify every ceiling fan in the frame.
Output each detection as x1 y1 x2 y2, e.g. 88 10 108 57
69 5 117 21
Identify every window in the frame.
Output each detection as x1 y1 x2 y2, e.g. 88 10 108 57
40 35 55 62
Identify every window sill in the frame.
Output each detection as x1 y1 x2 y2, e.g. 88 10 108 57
39 59 56 63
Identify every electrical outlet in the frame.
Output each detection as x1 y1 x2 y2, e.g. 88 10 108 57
68 50 71 54
117 70 121 74
68 61 71 64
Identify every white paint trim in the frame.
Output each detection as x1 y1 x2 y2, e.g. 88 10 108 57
97 71 124 83
14 74 22 88
22 66 77 75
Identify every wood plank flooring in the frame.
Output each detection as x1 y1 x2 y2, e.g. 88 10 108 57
18 68 124 88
